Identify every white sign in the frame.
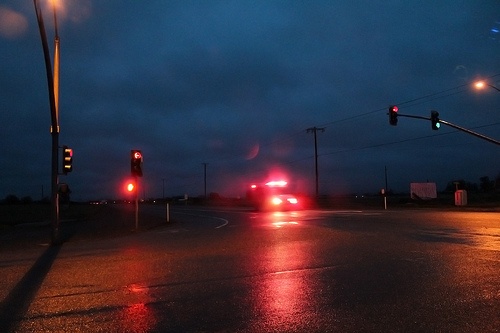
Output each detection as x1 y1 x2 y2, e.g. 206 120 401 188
410 183 437 200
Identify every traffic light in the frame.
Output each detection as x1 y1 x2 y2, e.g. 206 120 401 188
127 182 135 192
431 110 440 130
62 146 73 174
388 105 398 126
131 150 143 177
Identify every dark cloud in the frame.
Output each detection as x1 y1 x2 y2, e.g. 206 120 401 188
1 0 500 201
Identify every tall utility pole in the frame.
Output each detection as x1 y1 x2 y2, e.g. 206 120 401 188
34 0 60 244
202 163 208 198
307 127 325 198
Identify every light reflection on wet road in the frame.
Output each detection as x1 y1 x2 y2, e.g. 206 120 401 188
1 207 499 332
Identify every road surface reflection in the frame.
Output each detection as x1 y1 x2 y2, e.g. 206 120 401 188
117 248 156 331
249 211 320 331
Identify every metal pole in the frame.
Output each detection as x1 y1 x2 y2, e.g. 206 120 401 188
384 166 388 210
439 120 500 146
51 126 59 242
487 83 500 92
135 176 139 230
52 5 60 242
392 112 500 145
33 0 60 244
314 131 318 196
166 202 170 223
203 163 208 198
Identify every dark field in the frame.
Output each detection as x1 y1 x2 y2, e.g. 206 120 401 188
0 203 169 249
1 192 498 229
0 197 498 251
0 203 102 228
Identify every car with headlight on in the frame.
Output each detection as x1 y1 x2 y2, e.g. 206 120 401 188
246 180 301 211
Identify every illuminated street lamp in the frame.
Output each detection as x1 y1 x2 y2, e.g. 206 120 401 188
474 80 500 93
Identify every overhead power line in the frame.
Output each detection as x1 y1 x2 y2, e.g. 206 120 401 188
187 74 500 189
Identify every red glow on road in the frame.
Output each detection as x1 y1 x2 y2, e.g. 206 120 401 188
248 213 316 330
121 303 155 333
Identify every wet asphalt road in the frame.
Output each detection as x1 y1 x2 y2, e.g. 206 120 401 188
0 205 499 332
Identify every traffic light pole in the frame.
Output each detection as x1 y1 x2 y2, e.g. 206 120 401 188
395 113 500 146
135 176 139 230
438 120 500 146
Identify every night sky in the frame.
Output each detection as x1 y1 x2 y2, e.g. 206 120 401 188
1 0 500 201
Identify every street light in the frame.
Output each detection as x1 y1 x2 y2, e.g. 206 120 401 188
33 0 61 244
474 80 500 93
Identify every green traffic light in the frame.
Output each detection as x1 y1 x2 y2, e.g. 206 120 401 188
431 110 440 130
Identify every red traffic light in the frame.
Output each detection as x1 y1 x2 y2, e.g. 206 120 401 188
388 105 398 126
127 182 135 192
131 149 143 177
62 145 73 174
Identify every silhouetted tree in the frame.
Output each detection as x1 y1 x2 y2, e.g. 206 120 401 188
479 176 495 192
444 180 478 192
21 196 33 204
2 194 20 204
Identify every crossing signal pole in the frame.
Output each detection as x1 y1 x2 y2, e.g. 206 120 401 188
126 179 139 230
